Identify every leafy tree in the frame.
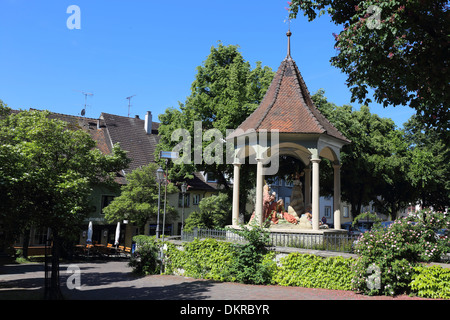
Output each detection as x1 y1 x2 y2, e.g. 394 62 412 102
313 90 414 219
183 193 230 231
403 115 450 210
103 163 178 234
157 42 274 216
289 0 449 132
0 105 129 299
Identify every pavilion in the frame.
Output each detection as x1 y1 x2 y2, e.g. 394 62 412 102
226 30 351 231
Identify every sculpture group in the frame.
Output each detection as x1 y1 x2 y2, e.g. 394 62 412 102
249 171 327 230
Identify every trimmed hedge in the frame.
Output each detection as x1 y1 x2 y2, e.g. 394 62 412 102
132 235 449 299
163 238 353 290
410 265 450 299
272 253 354 290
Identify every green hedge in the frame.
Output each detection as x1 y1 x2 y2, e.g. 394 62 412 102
410 265 450 299
165 238 235 281
132 235 449 299
272 253 354 290
162 238 354 290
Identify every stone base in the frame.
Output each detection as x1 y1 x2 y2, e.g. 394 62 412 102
227 224 348 235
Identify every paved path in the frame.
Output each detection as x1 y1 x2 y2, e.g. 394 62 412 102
0 260 433 301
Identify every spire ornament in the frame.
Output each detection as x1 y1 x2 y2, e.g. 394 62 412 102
284 5 292 58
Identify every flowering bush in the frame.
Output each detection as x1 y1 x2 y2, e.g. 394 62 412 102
352 210 449 296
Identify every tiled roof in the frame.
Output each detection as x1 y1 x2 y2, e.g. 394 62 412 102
7 109 220 190
228 56 350 143
100 112 160 174
185 172 220 192
13 109 127 184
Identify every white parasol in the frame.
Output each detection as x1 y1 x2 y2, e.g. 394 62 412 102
114 222 120 246
86 221 93 244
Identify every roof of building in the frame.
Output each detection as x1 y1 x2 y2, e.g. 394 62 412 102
100 112 160 175
8 109 221 191
228 33 350 144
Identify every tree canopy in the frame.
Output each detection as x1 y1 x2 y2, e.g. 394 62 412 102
103 163 178 234
289 0 449 132
156 42 274 214
183 193 231 231
0 103 130 298
313 89 449 218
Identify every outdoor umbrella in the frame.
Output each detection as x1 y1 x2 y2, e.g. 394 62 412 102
87 221 93 244
114 222 120 247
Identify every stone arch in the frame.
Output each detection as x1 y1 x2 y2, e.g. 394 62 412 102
266 142 311 163
318 142 341 164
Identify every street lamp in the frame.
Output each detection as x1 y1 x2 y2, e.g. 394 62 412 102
158 151 178 274
181 182 187 238
156 166 164 239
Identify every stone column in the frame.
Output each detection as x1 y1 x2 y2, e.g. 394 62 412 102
304 167 311 207
311 156 321 231
333 163 341 230
255 158 264 227
232 163 241 227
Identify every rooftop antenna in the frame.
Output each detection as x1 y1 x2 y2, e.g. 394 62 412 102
75 90 94 116
126 95 136 117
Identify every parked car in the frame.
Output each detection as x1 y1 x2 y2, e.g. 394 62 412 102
342 221 377 236
381 221 394 229
357 221 375 233
436 229 449 239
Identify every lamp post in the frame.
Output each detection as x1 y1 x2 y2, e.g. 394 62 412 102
161 160 168 244
156 166 164 239
158 151 178 274
181 182 187 238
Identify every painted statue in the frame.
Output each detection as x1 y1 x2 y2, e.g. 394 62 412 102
286 171 305 220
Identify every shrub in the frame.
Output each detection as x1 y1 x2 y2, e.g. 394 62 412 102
224 226 275 285
129 235 161 275
273 253 354 290
410 265 450 299
165 238 234 281
183 193 230 232
352 210 450 296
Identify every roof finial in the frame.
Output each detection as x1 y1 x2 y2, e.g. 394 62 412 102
284 5 292 58
286 29 292 58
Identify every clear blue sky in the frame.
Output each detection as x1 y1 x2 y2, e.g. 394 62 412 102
0 0 414 128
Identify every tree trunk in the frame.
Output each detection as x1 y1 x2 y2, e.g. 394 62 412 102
21 228 30 259
47 230 62 300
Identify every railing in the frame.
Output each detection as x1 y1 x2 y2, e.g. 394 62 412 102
181 228 360 253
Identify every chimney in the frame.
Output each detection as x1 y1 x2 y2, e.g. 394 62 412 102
144 111 152 134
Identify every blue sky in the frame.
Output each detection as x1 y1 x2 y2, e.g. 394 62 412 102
0 0 415 128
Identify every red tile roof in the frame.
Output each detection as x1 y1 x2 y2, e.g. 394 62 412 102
229 56 350 143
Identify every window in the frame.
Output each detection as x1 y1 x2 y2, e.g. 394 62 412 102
271 177 279 186
101 195 115 214
284 176 293 187
148 224 172 236
34 228 50 245
284 197 290 208
205 172 218 183
192 194 201 205
178 193 190 207
325 206 331 218
343 206 349 218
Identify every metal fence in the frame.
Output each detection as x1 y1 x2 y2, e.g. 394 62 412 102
181 228 360 253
